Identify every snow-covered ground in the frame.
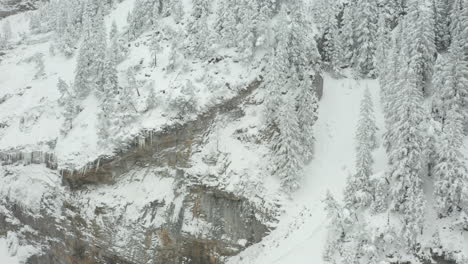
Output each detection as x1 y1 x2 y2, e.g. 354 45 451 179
0 0 262 169
229 75 384 264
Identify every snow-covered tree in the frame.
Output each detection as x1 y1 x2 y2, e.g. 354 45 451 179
145 81 157 111
433 35 468 129
344 87 377 208
406 0 436 94
213 0 238 48
312 0 341 69
266 40 301 192
382 19 408 151
185 0 211 59
323 191 352 262
297 76 319 163
57 78 79 136
375 15 390 76
270 90 303 191
388 66 426 248
55 0 83 57
127 0 158 41
74 0 107 98
434 107 468 217
354 0 379 76
433 0 451 51
450 0 468 51
339 2 356 68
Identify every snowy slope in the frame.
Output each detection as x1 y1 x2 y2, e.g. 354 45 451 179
0 0 262 169
229 75 385 264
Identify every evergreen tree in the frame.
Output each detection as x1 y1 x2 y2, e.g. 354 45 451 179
434 107 468 217
271 94 303 192
185 0 211 59
375 15 390 76
57 78 79 136
266 34 301 192
297 75 319 163
450 0 468 61
312 0 340 69
146 82 157 111
354 0 379 76
127 0 158 41
74 0 107 98
340 2 356 68
213 0 238 48
388 66 426 248
433 0 451 51
406 0 436 94
434 35 468 128
344 87 376 208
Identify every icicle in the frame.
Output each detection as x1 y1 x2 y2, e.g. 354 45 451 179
96 158 101 172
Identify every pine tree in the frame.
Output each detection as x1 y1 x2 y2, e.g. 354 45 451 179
382 19 409 152
406 0 436 94
288 1 320 75
74 0 107 99
340 2 356 68
297 76 319 164
354 0 379 76
185 0 211 59
312 0 340 69
127 0 158 41
271 95 303 191
266 35 302 192
344 87 376 208
57 78 79 136
433 0 451 51
388 66 426 248
375 15 390 77
213 0 238 48
323 191 350 262
434 107 468 217
146 82 157 111
55 0 81 57
434 35 468 128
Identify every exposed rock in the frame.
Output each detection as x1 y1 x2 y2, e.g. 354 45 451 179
0 78 276 264
0 0 45 19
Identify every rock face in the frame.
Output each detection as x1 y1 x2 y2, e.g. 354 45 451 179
0 0 44 18
0 79 276 264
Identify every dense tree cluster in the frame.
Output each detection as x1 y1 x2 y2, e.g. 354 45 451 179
23 0 468 260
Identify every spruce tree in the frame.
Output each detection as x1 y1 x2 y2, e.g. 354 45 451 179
271 93 303 192
185 0 211 59
435 35 468 128
354 0 378 76
434 107 468 217
375 15 390 77
406 0 436 94
297 75 319 164
344 87 376 208
340 2 356 68
388 66 426 248
127 0 158 41
312 0 340 69
433 0 451 51
57 78 79 136
74 0 107 99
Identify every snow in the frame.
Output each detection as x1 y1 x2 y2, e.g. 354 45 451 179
228 75 384 264
0 164 64 215
0 0 265 169
0 235 38 264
